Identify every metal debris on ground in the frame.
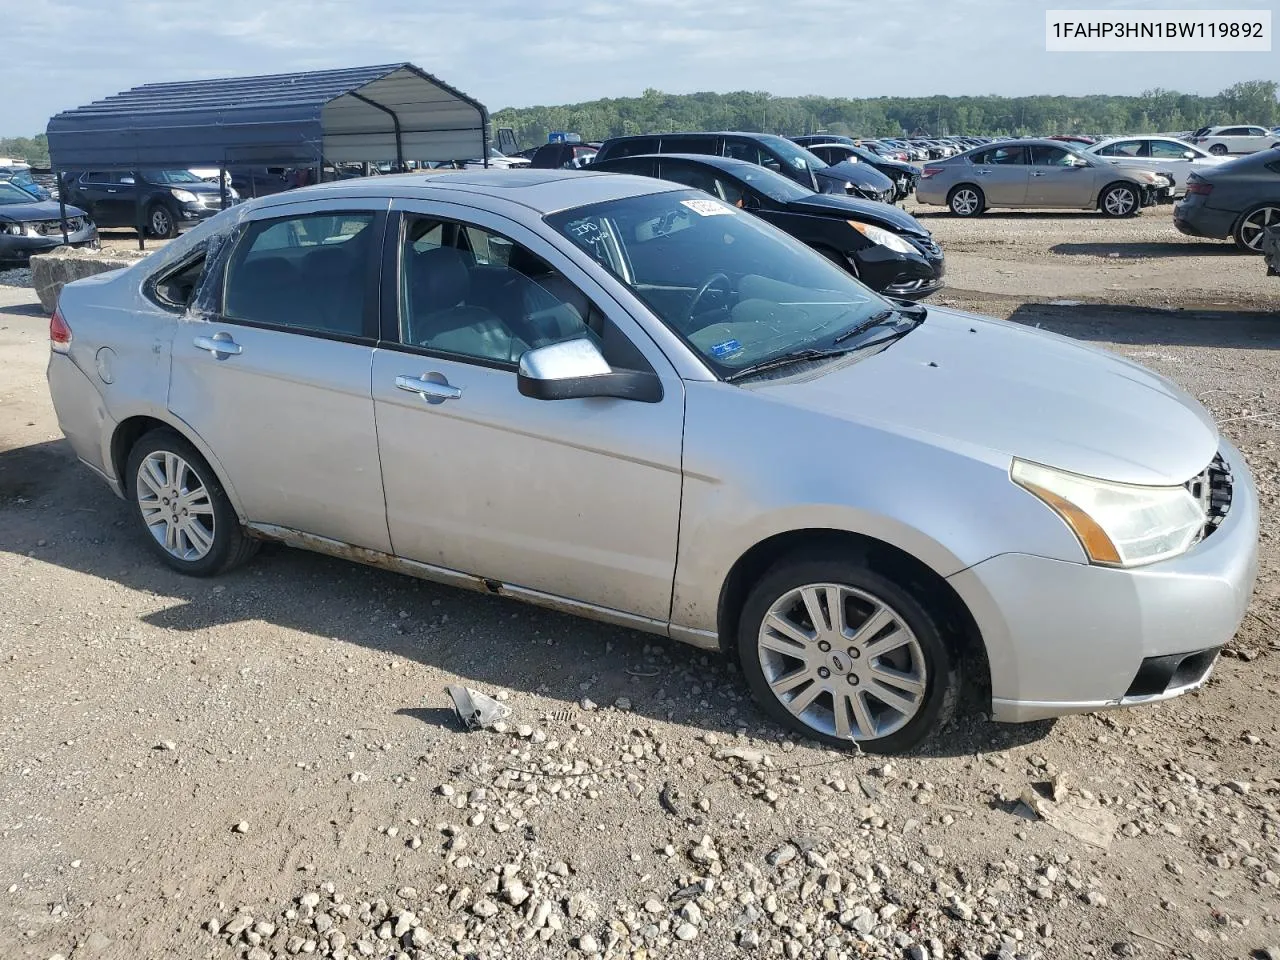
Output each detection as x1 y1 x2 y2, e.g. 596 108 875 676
444 685 512 731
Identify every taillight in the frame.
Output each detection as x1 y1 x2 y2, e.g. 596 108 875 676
1185 180 1213 196
921 166 943 179
50 306 72 353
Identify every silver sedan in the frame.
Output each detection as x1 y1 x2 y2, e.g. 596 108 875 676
1085 136 1229 196
916 138 1170 217
46 170 1258 752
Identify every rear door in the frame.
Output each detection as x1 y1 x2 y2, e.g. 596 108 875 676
76 172 131 225
971 145 1030 205
168 198 392 551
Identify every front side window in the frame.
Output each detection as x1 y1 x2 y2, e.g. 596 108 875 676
1029 145 1076 166
398 215 598 366
223 212 374 336
547 190 892 378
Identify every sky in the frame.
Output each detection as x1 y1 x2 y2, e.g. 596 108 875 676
2 0 1276 136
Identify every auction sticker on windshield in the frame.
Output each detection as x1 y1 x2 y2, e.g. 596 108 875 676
681 198 735 217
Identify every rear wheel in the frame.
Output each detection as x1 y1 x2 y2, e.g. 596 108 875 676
1234 204 1280 252
125 429 257 576
737 554 959 753
1209 144 1229 156
1100 183 1139 218
947 185 984 217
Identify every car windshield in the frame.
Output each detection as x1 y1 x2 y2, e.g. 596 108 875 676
0 181 35 204
546 189 897 378
729 164 814 203
761 135 829 171
145 169 203 184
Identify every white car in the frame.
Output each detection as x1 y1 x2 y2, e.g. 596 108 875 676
462 149 531 170
1189 125 1279 156
1085 137 1229 195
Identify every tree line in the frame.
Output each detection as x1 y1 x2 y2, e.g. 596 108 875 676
5 81 1275 164
493 81 1277 147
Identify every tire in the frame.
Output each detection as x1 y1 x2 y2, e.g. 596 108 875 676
1233 203 1280 252
1099 182 1139 218
737 552 960 754
1209 144 1228 156
125 429 258 576
146 203 178 239
947 185 984 217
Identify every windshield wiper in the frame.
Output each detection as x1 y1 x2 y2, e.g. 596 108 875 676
830 304 927 346
725 348 852 383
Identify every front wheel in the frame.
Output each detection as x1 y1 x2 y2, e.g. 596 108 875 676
737 555 959 753
146 203 178 239
1100 183 1139 218
947 185 985 217
125 429 257 576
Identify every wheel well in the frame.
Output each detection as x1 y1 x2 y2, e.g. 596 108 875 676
1098 179 1138 204
110 415 174 489
809 243 856 274
947 183 980 200
716 529 989 690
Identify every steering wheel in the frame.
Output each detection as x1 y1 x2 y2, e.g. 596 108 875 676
681 272 732 329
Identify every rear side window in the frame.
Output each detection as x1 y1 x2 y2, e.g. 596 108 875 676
603 138 660 159
1220 127 1248 137
661 136 717 155
973 146 1026 165
223 212 375 337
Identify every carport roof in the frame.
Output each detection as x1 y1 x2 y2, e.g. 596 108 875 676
46 63 489 171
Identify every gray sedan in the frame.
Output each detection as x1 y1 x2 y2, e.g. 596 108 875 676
916 138 1170 217
45 170 1257 752
0 180 98 263
1174 149 1280 251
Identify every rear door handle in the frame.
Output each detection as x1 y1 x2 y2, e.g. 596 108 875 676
193 334 242 358
396 374 462 403
1030 172 1045 177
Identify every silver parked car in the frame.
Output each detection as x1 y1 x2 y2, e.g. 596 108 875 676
1085 136 1230 196
916 139 1171 217
46 170 1258 752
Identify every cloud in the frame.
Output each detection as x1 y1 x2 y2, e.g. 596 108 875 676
2 0 1273 135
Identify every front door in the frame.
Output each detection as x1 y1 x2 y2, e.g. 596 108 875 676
75 172 132 226
168 199 392 552
372 201 686 622
1026 144 1095 206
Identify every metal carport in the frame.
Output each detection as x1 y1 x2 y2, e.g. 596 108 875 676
45 62 489 246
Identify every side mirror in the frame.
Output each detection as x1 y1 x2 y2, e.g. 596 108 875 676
120 177 135 185
1183 150 1196 160
517 338 662 403
742 193 762 211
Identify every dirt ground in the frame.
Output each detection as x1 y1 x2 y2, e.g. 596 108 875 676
1 204 1279 960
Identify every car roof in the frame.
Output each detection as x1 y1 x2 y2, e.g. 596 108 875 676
249 169 683 216
595 153 762 174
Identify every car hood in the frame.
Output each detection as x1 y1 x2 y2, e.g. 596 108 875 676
0 199 88 221
816 161 895 190
750 306 1218 486
784 193 929 235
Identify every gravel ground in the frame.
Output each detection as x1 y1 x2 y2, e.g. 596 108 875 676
1 208 1279 960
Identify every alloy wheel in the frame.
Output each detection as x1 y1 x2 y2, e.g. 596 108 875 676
1238 206 1279 251
135 451 216 561
950 188 980 216
756 582 928 741
150 208 173 237
1103 186 1136 216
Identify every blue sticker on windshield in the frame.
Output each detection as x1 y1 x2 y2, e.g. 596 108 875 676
710 339 742 358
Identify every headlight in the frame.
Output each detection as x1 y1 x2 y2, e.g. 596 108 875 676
846 220 916 255
0 221 22 236
171 189 198 202
1011 459 1204 567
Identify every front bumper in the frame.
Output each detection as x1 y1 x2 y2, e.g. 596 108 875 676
0 224 99 263
852 243 945 301
948 441 1259 723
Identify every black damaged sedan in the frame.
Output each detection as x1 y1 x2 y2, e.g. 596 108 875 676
591 154 943 299
0 180 98 264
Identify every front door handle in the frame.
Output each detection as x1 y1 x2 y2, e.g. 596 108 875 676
1030 171 1046 177
193 333 242 358
396 374 462 403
